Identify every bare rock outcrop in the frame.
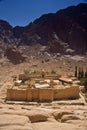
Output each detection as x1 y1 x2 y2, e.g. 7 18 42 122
0 114 29 126
0 3 87 55
0 102 87 130
5 47 26 64
25 110 49 123
0 125 33 130
61 114 81 123
53 111 73 120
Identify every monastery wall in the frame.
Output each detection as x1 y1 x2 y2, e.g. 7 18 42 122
26 89 32 101
6 86 80 101
54 86 80 100
39 89 54 102
7 89 26 101
32 88 39 101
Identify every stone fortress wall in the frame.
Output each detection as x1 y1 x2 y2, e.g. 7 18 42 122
6 86 80 102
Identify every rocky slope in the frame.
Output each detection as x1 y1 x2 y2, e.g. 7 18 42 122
17 3 87 54
0 3 87 57
0 20 16 46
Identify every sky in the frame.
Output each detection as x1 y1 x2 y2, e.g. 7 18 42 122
0 0 87 27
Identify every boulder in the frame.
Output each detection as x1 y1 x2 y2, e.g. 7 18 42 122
61 115 81 123
0 114 29 126
25 110 49 123
32 122 83 130
53 111 73 121
0 125 33 130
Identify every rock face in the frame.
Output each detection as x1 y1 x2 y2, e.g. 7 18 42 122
4 47 26 64
0 3 87 55
0 20 16 48
18 3 87 54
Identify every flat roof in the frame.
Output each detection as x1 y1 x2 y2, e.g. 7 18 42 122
35 83 50 88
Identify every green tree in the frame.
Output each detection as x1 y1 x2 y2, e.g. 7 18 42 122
80 78 87 91
78 67 81 79
81 67 84 78
85 69 87 78
75 66 78 77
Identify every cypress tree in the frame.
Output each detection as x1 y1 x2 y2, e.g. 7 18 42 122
85 69 87 78
78 67 81 79
81 67 84 78
75 66 78 77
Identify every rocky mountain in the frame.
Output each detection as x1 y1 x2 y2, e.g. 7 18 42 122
0 3 87 55
18 3 87 54
0 20 16 45
0 20 17 57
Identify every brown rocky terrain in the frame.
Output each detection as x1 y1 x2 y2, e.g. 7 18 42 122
14 3 87 54
0 3 87 55
0 96 87 130
0 48 87 129
0 3 87 130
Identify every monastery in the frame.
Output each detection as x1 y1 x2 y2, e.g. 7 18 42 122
6 71 80 102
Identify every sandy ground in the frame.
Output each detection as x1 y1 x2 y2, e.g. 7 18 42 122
0 54 87 130
0 97 87 130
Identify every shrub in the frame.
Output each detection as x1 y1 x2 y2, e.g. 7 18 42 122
80 78 87 91
85 92 87 98
24 69 29 75
85 70 87 78
33 70 40 75
51 70 56 74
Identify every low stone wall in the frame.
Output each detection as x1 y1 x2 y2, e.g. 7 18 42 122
18 74 59 81
6 86 80 101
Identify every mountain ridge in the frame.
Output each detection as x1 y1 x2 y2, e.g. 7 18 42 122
0 3 87 54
